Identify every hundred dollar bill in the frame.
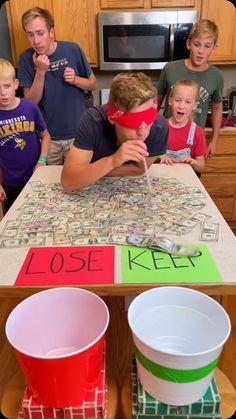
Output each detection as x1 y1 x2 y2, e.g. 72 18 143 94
127 234 200 257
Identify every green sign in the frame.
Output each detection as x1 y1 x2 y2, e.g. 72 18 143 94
122 244 222 283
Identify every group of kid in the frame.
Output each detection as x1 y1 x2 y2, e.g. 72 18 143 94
0 7 223 213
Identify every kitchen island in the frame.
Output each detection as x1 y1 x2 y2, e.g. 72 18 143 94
203 128 236 234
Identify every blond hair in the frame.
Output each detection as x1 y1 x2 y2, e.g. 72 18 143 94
188 19 218 44
109 72 157 111
170 79 200 102
0 58 16 80
22 7 54 31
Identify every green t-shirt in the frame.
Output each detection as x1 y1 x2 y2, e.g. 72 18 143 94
157 59 224 128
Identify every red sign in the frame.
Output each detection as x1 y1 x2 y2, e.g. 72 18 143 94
15 246 115 286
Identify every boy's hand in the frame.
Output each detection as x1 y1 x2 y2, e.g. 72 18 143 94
33 52 50 73
112 140 149 168
33 162 45 172
0 185 6 202
207 140 217 156
63 67 76 84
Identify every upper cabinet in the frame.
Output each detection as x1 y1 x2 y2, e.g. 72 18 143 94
151 1 198 7
100 0 145 8
201 0 236 63
51 0 100 66
7 0 100 67
7 0 53 67
100 0 200 8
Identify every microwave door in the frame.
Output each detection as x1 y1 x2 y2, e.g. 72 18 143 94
173 23 194 60
101 24 170 70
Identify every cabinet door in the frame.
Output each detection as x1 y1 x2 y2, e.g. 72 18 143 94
100 0 145 8
100 0 200 7
202 131 236 225
201 0 236 62
151 1 195 6
7 0 53 66
201 173 236 221
52 0 99 66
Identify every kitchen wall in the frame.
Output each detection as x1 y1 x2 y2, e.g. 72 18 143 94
0 3 235 106
93 67 236 106
0 4 12 62
220 66 236 96
93 69 161 105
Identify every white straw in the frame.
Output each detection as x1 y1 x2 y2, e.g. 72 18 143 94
143 159 152 193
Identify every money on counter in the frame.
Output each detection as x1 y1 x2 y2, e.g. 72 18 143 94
200 221 219 242
127 234 200 257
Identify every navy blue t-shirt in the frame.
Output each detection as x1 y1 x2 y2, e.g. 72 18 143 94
73 105 168 161
18 41 93 140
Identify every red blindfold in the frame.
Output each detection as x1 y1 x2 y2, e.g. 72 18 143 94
107 101 158 129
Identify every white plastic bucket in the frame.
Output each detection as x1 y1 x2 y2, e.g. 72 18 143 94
128 286 231 406
6 287 109 407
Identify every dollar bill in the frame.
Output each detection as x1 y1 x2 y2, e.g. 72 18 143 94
126 234 151 247
127 234 200 256
200 221 219 242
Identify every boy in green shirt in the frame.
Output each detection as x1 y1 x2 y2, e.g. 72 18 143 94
157 19 223 156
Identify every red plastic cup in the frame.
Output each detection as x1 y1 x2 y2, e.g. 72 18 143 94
5 287 109 407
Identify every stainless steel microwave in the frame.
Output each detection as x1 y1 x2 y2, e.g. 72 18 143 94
98 10 198 70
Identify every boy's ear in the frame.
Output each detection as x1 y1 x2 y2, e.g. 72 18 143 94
108 116 115 125
212 43 218 53
49 27 55 39
14 78 19 90
186 39 190 51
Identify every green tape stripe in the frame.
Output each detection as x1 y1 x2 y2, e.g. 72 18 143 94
134 345 219 383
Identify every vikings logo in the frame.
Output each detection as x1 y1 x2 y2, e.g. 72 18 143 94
15 138 26 150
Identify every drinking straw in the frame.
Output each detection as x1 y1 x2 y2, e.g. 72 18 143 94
143 159 152 193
